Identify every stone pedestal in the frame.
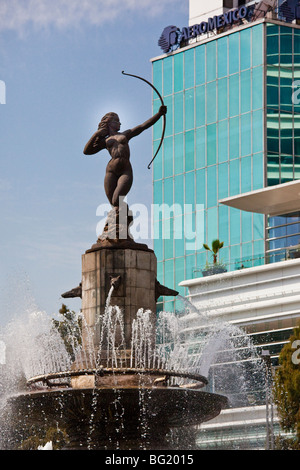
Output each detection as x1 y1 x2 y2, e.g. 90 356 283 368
81 247 157 363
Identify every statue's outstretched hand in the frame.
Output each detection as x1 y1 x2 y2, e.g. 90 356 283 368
159 105 167 116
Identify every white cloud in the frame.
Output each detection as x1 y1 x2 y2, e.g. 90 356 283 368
0 0 187 32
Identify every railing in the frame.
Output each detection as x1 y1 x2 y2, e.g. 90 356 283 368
193 246 300 278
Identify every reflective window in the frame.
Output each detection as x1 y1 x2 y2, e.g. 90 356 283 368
207 206 218 243
195 46 205 85
294 125 300 157
294 30 300 63
242 241 253 262
175 257 185 296
252 23 263 67
207 123 217 165
185 254 196 281
241 113 252 157
253 153 264 190
164 176 173 207
196 85 206 127
218 204 229 245
229 74 239 117
185 88 194 130
229 159 240 196
240 69 251 114
206 81 217 124
196 168 206 206
164 136 173 178
174 173 184 208
242 211 253 243
185 171 195 209
163 56 173 96
252 109 263 154
207 166 217 207
241 155 252 192
175 218 184 258
253 212 264 240
230 207 241 245
218 77 228 121
218 36 228 78
185 130 195 172
164 217 174 260
174 53 184 93
164 259 174 289
206 41 216 82
240 28 251 71
153 180 162 207
174 92 183 134
218 120 229 163
230 243 241 266
218 162 229 200
153 59 162 96
185 49 195 89
174 133 184 175
196 127 206 169
267 212 300 261
229 33 239 75
229 116 240 159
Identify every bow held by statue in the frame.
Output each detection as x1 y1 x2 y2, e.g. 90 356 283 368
122 70 166 169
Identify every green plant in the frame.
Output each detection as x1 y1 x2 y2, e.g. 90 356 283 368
273 322 300 449
52 304 82 362
203 239 224 265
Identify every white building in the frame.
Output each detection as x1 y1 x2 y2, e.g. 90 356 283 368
189 0 253 25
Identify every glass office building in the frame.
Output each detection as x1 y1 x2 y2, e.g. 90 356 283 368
152 18 300 312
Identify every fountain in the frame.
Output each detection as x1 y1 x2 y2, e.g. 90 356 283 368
0 81 230 450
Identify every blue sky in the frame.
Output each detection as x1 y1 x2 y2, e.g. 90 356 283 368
0 0 189 326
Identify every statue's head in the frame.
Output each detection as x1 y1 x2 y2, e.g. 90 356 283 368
98 112 120 133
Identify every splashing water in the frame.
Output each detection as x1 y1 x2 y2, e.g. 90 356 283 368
0 287 264 411
131 309 155 369
2 310 72 385
98 303 126 369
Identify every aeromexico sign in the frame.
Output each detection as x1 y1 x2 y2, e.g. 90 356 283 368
158 5 250 54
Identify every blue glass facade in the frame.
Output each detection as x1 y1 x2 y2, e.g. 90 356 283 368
152 21 300 311
267 23 300 185
266 23 300 261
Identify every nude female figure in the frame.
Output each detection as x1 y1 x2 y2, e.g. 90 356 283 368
83 106 167 207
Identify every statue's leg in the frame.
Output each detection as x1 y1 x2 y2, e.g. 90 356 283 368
104 171 118 205
112 171 133 207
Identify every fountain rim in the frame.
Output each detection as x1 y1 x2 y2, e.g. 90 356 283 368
26 367 208 387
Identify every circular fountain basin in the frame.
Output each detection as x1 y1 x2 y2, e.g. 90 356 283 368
6 385 228 450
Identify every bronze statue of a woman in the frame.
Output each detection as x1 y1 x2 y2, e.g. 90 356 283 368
83 106 167 207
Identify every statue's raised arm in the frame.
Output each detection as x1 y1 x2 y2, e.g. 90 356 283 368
124 105 167 141
83 124 109 155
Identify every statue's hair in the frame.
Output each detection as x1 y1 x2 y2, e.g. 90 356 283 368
98 112 119 132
